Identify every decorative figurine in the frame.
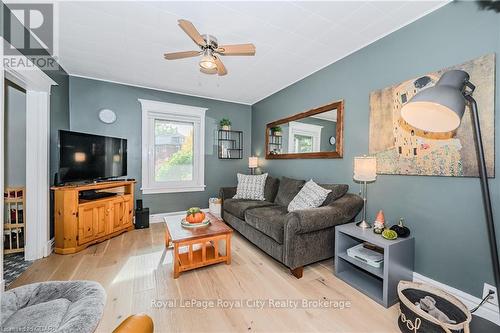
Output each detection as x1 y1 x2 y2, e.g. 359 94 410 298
391 218 411 238
373 210 385 234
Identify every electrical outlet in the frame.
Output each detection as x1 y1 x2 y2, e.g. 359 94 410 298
482 283 498 307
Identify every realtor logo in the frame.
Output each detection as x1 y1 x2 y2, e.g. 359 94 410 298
3 2 58 70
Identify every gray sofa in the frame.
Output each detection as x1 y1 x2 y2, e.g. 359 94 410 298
220 176 363 278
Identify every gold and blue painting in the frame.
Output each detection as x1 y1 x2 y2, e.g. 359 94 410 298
369 54 495 177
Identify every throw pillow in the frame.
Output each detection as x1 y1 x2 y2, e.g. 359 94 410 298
288 180 332 212
320 184 349 206
233 173 268 201
274 177 305 207
263 176 280 202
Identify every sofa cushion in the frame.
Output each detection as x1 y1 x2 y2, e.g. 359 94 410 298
264 176 280 202
245 206 289 244
2 298 71 332
233 173 268 200
274 177 305 207
224 199 276 219
320 184 349 206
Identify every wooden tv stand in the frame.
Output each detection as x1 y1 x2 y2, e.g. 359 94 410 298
51 180 136 254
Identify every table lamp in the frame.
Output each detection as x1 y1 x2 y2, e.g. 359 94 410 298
353 155 377 229
248 156 258 175
401 69 500 314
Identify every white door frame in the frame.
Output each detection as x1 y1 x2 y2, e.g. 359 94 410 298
2 41 57 275
1 35 4 292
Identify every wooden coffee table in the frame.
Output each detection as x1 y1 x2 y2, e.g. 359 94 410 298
164 213 232 278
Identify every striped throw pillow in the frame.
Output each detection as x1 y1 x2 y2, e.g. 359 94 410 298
288 180 332 212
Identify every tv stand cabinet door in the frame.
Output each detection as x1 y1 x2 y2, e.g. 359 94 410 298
110 199 130 232
78 201 108 245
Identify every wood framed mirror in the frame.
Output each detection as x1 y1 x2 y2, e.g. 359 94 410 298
266 100 343 159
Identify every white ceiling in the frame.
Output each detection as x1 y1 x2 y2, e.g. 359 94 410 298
56 1 449 104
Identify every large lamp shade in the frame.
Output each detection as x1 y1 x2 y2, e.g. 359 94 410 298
353 156 377 182
401 70 469 133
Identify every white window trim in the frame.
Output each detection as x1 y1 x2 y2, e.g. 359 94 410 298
288 121 322 153
139 99 207 194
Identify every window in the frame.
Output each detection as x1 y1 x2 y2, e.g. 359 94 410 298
294 134 313 153
139 99 207 194
288 121 322 153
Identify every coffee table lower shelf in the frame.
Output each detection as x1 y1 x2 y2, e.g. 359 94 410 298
174 238 231 278
177 244 226 269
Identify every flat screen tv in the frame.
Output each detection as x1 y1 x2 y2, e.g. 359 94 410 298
58 130 127 184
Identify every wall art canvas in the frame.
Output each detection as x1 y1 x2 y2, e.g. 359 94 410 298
369 54 495 177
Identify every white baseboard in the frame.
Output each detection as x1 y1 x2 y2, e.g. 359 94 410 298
413 272 500 325
150 208 210 223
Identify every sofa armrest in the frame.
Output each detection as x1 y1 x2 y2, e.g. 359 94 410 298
219 187 237 202
287 193 363 234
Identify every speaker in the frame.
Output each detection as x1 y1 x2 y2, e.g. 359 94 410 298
54 172 61 186
136 199 143 211
135 208 149 229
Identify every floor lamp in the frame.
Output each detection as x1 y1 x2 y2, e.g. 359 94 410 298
401 69 500 317
353 156 377 229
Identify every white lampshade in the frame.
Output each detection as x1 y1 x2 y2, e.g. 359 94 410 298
401 70 468 133
353 156 377 182
248 156 258 168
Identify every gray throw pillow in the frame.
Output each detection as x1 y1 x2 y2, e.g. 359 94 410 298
233 173 268 200
274 177 305 207
264 176 280 202
320 184 349 206
288 180 332 212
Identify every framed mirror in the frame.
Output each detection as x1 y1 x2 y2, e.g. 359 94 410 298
266 100 343 159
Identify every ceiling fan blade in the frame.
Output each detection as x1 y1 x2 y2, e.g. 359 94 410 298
213 56 227 76
178 19 207 47
164 50 201 60
216 43 256 56
200 67 217 75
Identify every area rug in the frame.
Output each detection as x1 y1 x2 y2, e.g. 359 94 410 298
3 253 32 287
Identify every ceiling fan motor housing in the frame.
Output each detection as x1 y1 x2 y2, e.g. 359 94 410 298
202 34 218 50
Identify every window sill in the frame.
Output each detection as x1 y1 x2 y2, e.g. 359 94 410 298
141 185 206 194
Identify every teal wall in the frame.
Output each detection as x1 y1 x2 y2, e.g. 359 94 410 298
4 84 26 187
251 2 500 298
69 77 252 214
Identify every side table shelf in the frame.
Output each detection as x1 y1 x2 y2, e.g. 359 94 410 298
334 223 414 308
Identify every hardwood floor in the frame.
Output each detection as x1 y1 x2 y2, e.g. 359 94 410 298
9 221 400 332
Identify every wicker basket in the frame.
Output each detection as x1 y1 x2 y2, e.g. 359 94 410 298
397 281 471 333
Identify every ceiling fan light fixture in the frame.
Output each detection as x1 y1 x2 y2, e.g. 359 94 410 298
199 52 217 70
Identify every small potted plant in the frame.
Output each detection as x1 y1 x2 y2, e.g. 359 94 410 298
271 126 282 136
220 118 231 131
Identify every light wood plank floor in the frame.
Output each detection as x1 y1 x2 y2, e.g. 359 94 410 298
9 222 400 333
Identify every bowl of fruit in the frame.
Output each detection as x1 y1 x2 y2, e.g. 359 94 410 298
181 207 210 228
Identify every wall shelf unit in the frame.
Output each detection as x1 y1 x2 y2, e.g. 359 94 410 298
4 187 25 254
217 129 243 159
268 134 282 155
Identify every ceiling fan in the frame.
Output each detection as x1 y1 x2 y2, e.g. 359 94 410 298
164 19 256 76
